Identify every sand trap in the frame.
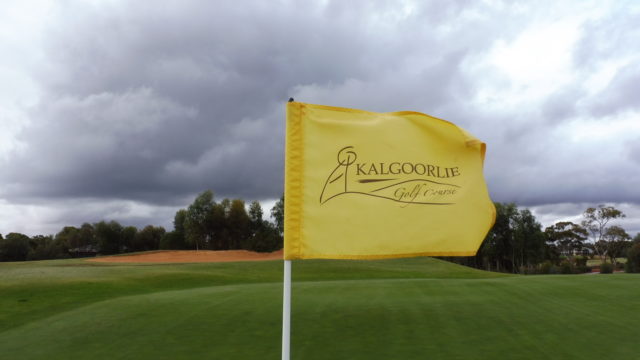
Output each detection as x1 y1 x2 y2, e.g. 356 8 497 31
87 249 283 263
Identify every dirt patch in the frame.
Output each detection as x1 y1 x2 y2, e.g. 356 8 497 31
87 250 283 263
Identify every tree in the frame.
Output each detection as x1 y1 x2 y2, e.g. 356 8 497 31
121 226 138 252
185 190 215 250
626 243 640 273
582 205 625 262
248 201 263 227
472 203 547 273
544 221 588 258
244 201 283 252
56 223 96 257
174 209 187 240
134 225 165 251
160 231 187 250
210 203 229 249
271 194 284 237
0 233 31 261
160 209 189 250
55 226 80 252
251 221 282 252
28 235 68 260
512 209 546 271
94 220 124 254
247 200 265 251
633 233 640 244
602 225 631 267
160 209 188 250
478 202 518 272
78 223 97 249
227 199 250 249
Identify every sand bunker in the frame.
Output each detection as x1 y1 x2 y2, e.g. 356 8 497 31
87 249 283 263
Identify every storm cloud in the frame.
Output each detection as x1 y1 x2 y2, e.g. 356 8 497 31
1 0 639 235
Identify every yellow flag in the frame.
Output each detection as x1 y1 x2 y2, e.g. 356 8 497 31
284 102 495 260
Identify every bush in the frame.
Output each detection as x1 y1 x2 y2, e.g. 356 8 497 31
27 243 69 261
559 260 573 274
519 266 538 275
0 233 31 261
626 243 640 273
159 231 187 250
540 261 553 274
536 262 561 275
576 265 592 273
574 256 588 267
599 262 613 274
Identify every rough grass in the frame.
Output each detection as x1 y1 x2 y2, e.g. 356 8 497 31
1 256 638 359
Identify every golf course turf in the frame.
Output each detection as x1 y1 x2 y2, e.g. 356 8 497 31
1 255 638 359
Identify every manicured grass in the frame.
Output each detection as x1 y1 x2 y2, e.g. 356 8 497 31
587 258 626 266
0 256 638 359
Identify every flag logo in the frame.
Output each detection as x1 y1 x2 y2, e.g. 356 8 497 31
320 146 461 206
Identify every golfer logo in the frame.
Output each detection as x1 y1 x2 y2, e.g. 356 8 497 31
320 146 462 206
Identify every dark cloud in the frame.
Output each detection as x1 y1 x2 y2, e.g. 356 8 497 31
1 0 639 235
1 0 502 205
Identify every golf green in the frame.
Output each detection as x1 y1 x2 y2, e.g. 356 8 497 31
0 256 638 359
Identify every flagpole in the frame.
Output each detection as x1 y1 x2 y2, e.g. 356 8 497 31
282 259 291 360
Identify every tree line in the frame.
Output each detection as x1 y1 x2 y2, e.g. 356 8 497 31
2 193 640 274
444 203 640 274
0 190 284 262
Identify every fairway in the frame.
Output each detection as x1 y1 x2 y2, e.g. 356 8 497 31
1 256 638 359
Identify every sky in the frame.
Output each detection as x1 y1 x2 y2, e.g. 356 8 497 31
1 0 639 237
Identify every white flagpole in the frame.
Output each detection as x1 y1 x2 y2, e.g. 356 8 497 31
282 259 292 360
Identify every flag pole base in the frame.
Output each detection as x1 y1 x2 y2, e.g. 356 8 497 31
282 259 291 360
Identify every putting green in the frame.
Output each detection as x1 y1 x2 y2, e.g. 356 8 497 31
0 257 638 359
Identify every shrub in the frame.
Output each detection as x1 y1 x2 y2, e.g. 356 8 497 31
576 265 592 273
540 261 553 274
0 233 31 261
159 231 187 250
599 262 613 274
574 256 588 267
626 243 640 273
518 266 537 275
559 260 573 274
27 243 69 261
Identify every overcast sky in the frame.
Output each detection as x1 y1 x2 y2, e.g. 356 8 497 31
1 0 639 237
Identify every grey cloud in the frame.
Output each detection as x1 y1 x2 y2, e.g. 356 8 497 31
572 4 640 117
540 87 584 122
530 202 640 236
2 0 640 235
4 0 503 206
485 137 640 206
292 50 472 116
3 88 200 203
628 138 640 165
573 5 640 70
587 63 640 117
